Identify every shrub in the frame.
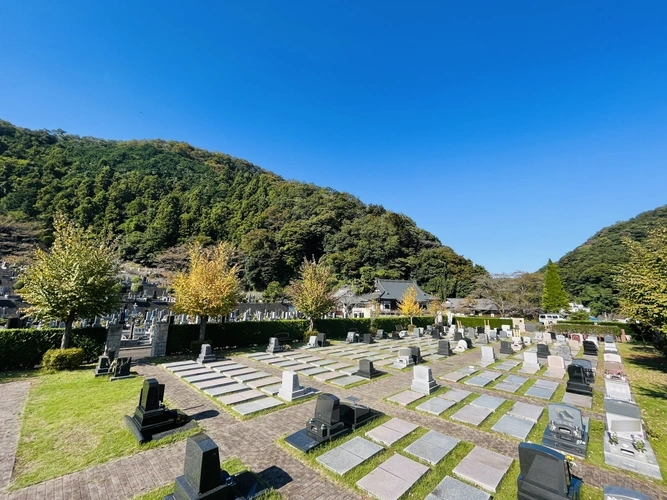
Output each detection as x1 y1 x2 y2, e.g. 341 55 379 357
42 348 85 370
0 327 107 371
453 316 513 329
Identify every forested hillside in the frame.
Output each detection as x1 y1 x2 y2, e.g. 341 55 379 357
556 205 667 315
0 120 486 294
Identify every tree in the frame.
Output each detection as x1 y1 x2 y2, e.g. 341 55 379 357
568 310 590 321
615 227 667 333
172 242 240 342
542 259 569 312
286 257 336 331
474 271 543 318
398 286 422 325
130 276 144 294
20 214 121 349
263 281 285 302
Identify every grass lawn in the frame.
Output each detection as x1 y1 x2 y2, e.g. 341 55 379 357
131 458 281 500
11 368 198 490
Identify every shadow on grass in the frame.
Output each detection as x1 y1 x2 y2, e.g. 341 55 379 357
634 383 667 401
623 345 667 374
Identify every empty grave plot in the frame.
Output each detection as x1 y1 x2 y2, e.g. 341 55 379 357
366 418 418 446
524 379 559 400
316 437 384 475
452 446 513 493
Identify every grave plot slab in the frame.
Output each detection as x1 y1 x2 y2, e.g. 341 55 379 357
313 371 346 382
162 361 197 369
496 361 520 371
534 379 559 390
330 375 365 387
349 352 372 360
218 389 265 406
326 362 354 371
492 414 534 440
193 377 236 390
316 437 383 475
256 356 282 364
451 405 493 426
247 376 282 388
453 446 513 493
404 430 459 465
544 368 566 379
212 363 245 373
204 383 249 397
507 401 543 423
478 371 502 381
519 363 540 375
207 361 241 368
232 397 283 416
299 367 329 376
387 390 424 406
428 354 446 360
440 388 472 402
524 385 556 400
464 376 493 387
183 371 221 383
340 366 359 375
245 352 271 358
375 359 396 367
234 371 270 383
168 364 207 373
298 356 323 363
416 397 456 415
224 368 257 378
506 375 528 386
310 359 338 367
272 360 301 368
494 381 521 393
290 364 313 372
366 418 418 446
259 384 282 396
282 353 310 359
470 395 505 411
441 371 467 382
175 368 211 378
562 392 592 409
426 475 491 500
357 453 429 500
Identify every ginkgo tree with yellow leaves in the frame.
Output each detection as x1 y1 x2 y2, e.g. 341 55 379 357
20 214 122 349
172 242 241 342
287 257 336 332
398 285 422 325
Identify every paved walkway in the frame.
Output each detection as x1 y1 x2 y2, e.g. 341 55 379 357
0 382 30 492
2 341 667 499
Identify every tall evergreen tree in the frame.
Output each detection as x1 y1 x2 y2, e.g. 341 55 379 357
542 259 569 312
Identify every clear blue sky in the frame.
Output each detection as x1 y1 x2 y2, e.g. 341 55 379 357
2 1 667 273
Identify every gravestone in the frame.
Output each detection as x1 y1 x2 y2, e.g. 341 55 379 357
410 346 423 365
453 339 468 353
537 344 551 362
488 330 497 342
393 348 414 368
605 380 633 402
476 326 484 335
346 331 359 343
124 378 181 443
411 365 438 395
316 332 329 347
374 329 385 340
604 399 662 480
437 340 452 356
500 340 512 355
278 371 306 401
454 331 464 342
566 364 593 396
110 357 133 381
151 322 170 357
284 393 379 452
306 335 317 348
517 442 582 500
546 355 566 378
480 346 496 365
603 486 654 500
362 333 373 344
196 344 216 364
534 332 543 341
478 333 488 344
583 340 598 356
604 353 622 363
571 359 595 385
604 334 615 344
356 359 381 379
94 355 111 376
266 337 284 354
542 403 589 458
557 345 573 365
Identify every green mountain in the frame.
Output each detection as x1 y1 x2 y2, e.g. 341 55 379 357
556 205 667 315
0 119 486 294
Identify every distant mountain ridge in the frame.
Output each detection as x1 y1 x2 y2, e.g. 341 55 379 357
0 119 486 295
555 204 667 314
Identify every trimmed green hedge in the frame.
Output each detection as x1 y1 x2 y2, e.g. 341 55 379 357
42 348 85 371
165 316 436 355
0 327 107 371
453 316 513 329
556 321 643 338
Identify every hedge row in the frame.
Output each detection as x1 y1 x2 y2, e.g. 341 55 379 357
556 321 643 338
165 316 436 355
0 327 107 371
453 316 514 329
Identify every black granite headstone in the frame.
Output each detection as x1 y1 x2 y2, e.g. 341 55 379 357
356 359 381 379
409 346 423 364
571 359 595 385
476 326 484 335
362 333 373 344
517 442 582 500
500 341 513 355
566 364 593 396
537 344 551 360
316 332 328 347
113 357 132 378
94 355 111 376
583 340 598 356
454 331 463 341
437 340 452 357
125 378 181 443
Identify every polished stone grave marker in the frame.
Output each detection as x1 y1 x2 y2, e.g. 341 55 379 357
416 396 456 415
266 337 285 354
571 358 595 385
603 486 654 500
411 365 439 395
94 355 111 376
437 340 452 356
232 397 283 416
499 340 513 355
110 357 133 381
471 394 505 411
545 355 566 379
562 392 592 409
357 453 429 500
605 379 633 402
387 390 424 406
317 436 383 475
355 358 381 379
542 403 589 458
125 378 183 443
566 364 593 396
453 446 513 493
583 340 598 356
426 476 490 500
277 371 307 401
480 346 496 367
366 418 418 446
196 344 216 364
440 388 472 402
508 401 543 423
525 379 559 400
451 404 493 426
521 351 541 372
392 348 414 369
517 442 583 500
492 415 534 439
